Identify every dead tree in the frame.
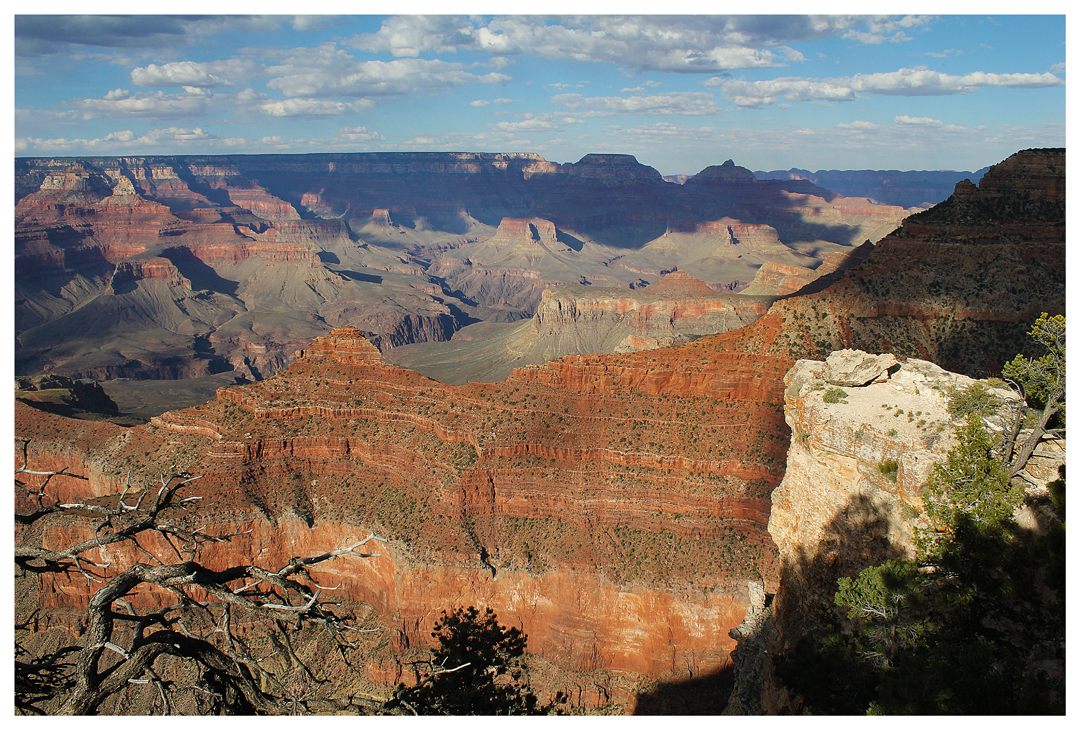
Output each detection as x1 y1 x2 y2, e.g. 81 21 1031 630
15 439 385 715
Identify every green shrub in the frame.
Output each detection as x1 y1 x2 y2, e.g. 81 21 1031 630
878 459 899 482
823 387 848 404
945 382 1002 419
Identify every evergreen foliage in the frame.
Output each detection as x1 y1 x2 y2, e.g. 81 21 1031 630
944 381 1002 419
1002 313 1066 422
776 317 1066 714
386 606 554 715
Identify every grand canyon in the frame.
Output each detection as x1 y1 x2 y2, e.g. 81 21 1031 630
14 148 1065 714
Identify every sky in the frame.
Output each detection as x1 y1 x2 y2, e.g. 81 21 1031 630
10 5 1068 176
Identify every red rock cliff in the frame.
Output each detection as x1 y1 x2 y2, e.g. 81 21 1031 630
15 320 791 708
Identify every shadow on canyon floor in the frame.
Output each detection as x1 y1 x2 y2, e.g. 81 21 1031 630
633 664 735 715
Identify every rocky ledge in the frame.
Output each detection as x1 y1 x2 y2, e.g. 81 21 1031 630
723 349 1065 714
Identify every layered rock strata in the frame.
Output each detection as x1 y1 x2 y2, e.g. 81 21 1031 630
732 149 1065 379
15 321 793 710
530 272 774 355
16 152 912 393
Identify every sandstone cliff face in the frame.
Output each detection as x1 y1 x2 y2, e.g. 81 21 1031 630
769 354 978 636
529 272 773 356
741 241 875 297
16 322 795 710
723 350 1065 714
729 149 1065 379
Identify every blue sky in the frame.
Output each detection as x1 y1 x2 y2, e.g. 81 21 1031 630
12 6 1066 175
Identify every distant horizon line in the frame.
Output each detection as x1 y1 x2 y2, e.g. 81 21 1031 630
14 148 1015 175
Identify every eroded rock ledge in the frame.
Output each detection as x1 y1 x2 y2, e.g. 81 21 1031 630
725 349 1064 714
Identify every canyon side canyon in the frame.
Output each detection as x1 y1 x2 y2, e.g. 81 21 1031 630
14 148 1064 713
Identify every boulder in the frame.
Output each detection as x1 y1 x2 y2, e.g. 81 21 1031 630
822 349 898 387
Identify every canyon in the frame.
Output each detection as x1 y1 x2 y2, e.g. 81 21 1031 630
13 148 1064 713
15 319 793 710
15 152 914 414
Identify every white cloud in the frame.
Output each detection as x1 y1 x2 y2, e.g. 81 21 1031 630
255 98 376 117
131 61 235 88
895 115 944 127
477 72 513 85
713 66 1064 107
266 48 509 98
350 16 478 57
489 113 583 134
1050 62 1065 74
843 30 913 45
72 89 212 119
843 15 933 44
470 100 491 107
16 126 220 154
551 91 721 116
338 126 384 142
291 16 344 33
347 15 862 74
713 77 856 106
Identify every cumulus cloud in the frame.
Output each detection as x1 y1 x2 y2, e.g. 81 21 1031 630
347 15 874 73
346 16 948 74
843 15 933 45
71 89 213 119
131 59 262 88
551 91 721 116
712 66 1064 107
489 113 583 134
255 98 376 117
132 61 230 88
266 47 510 98
350 16 478 57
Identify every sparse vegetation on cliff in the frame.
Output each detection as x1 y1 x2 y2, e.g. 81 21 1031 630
774 317 1066 714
